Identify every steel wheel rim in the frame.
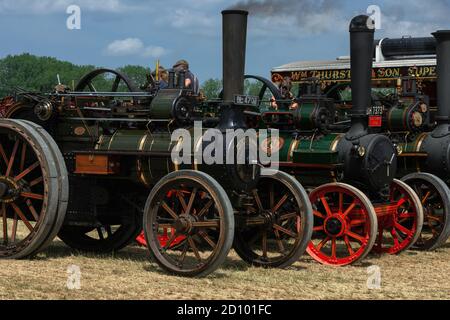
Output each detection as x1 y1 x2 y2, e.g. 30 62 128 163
375 180 421 254
234 175 306 266
146 177 227 274
307 185 375 266
0 125 50 256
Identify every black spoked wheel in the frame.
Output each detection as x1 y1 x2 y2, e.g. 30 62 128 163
75 68 139 93
143 170 234 278
402 173 450 251
0 119 66 258
233 170 313 268
58 218 142 253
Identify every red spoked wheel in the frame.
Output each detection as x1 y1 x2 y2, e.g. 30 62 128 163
307 183 377 266
136 190 187 248
374 179 423 254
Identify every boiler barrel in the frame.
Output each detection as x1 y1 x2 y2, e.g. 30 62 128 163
377 37 436 57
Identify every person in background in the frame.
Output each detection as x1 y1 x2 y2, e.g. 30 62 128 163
173 59 200 94
270 77 299 110
152 66 169 89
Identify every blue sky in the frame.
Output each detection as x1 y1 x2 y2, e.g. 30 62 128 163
1 0 449 83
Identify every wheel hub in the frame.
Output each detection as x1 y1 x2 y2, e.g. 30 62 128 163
174 214 196 234
324 216 346 237
0 176 20 203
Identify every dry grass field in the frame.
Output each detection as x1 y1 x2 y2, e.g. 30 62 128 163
0 238 449 300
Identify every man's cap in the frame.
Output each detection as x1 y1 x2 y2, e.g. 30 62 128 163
173 59 189 69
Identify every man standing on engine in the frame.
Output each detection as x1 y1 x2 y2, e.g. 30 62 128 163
173 59 200 94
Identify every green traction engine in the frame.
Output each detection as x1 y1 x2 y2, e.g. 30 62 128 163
249 15 426 266
0 11 314 277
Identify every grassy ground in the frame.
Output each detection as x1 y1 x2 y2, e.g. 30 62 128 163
0 239 448 300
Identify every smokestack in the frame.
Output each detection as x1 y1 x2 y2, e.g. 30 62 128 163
432 31 450 124
348 15 375 138
222 10 248 102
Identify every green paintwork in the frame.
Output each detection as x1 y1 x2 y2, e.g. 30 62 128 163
149 89 182 119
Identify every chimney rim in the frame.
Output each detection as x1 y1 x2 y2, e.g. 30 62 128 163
349 14 375 33
221 10 249 16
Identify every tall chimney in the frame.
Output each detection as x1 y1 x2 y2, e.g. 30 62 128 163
222 10 248 102
432 31 450 125
347 15 375 139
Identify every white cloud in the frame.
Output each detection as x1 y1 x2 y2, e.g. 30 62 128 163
0 0 137 14
105 38 168 58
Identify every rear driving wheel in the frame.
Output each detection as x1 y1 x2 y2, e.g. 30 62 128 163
307 183 377 266
0 119 62 258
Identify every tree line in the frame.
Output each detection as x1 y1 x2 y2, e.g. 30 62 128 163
0 53 265 100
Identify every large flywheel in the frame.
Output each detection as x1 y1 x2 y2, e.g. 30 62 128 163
0 119 68 258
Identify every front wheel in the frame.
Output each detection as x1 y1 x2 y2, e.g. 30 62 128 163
401 173 450 251
143 170 234 278
233 170 313 268
307 183 378 266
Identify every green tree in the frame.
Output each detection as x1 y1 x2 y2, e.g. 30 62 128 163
201 78 222 99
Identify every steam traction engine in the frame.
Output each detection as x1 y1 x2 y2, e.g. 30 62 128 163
382 31 450 250
0 10 314 277
248 15 424 266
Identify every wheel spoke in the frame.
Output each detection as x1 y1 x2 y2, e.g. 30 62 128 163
427 215 443 223
177 191 188 213
273 224 297 238
198 230 216 249
10 203 33 232
29 176 43 187
161 201 179 220
313 226 324 232
320 196 333 217
396 196 407 207
331 238 337 259
2 203 7 244
195 199 214 218
346 231 365 244
394 222 413 237
279 212 298 221
272 194 289 213
105 225 113 238
339 193 344 214
350 219 367 227
273 229 285 253
164 231 179 250
313 210 326 219
421 191 432 205
262 231 268 259
19 142 27 172
25 199 39 221
192 220 220 229
0 143 9 166
344 235 354 255
112 76 121 92
97 228 105 240
14 161 40 181
390 228 400 246
11 213 18 242
342 201 357 217
317 237 330 251
20 192 44 201
178 242 189 266
6 140 19 177
252 190 264 211
187 237 202 262
185 188 197 216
